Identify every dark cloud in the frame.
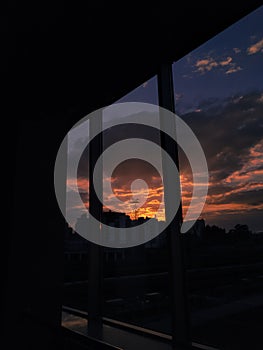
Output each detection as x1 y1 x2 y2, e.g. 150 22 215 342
215 189 263 206
205 207 263 232
180 91 263 178
179 91 263 230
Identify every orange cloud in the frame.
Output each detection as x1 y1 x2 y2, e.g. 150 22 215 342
224 140 263 184
195 58 219 73
220 56 232 66
67 177 89 192
225 66 242 74
195 55 242 75
179 138 263 221
203 202 263 216
196 58 211 66
247 38 263 55
100 175 165 220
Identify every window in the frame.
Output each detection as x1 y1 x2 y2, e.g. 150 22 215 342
61 6 263 350
173 6 263 349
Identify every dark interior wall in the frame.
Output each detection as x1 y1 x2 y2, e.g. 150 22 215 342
4 117 69 349
7 2 263 121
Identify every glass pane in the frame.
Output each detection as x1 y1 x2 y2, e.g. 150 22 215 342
173 6 263 349
102 75 173 335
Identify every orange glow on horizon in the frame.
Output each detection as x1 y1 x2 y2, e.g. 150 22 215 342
67 137 263 224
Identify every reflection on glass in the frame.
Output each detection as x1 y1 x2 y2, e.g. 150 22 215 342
102 75 173 334
62 75 173 335
173 6 263 349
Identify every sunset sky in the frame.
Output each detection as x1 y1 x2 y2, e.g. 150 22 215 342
67 6 263 233
172 6 263 231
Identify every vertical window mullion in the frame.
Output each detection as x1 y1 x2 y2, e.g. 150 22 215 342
158 62 190 347
88 111 103 338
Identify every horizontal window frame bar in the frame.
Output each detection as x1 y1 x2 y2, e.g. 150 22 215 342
62 306 219 350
